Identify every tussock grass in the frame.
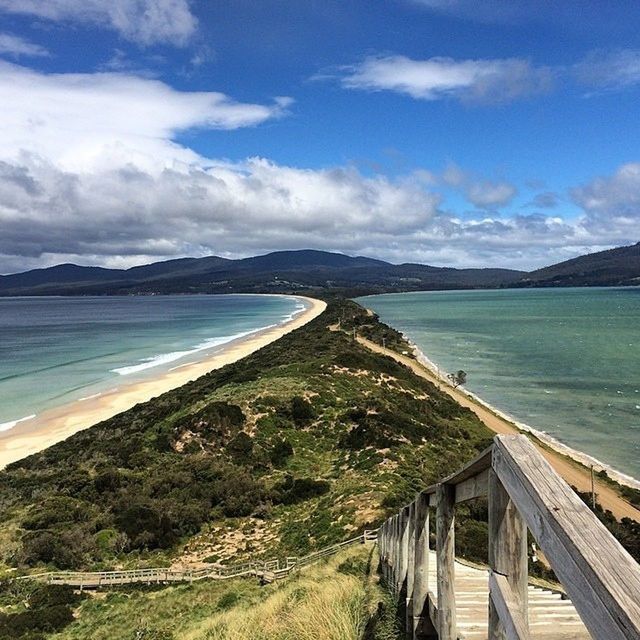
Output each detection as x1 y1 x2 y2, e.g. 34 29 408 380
184 554 367 640
52 546 398 640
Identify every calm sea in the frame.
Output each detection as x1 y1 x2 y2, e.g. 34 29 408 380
0 294 305 431
359 288 640 480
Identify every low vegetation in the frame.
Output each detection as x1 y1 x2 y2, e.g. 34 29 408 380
0 298 636 639
0 300 493 576
2 546 395 640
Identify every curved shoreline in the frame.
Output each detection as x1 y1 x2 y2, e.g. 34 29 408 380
410 341 640 491
355 330 640 521
0 295 326 469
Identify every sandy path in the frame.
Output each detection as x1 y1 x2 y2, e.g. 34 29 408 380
0 296 326 469
357 335 640 522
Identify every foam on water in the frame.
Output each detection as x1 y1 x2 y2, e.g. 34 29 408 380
0 294 307 431
0 414 36 432
110 327 274 376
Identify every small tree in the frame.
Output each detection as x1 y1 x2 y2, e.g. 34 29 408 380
448 370 467 388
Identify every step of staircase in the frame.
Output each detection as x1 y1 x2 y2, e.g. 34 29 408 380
423 553 591 639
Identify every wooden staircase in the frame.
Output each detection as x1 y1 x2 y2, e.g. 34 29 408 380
431 554 589 639
379 434 640 640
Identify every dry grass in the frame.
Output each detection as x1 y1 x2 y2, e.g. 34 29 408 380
51 546 392 640
181 550 368 640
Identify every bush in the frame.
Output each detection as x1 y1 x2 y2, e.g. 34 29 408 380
270 438 294 467
22 496 93 530
227 432 254 462
277 476 330 505
20 530 82 569
28 584 82 609
290 396 315 426
114 504 176 550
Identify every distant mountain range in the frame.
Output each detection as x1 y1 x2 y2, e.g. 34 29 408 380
1 243 638 296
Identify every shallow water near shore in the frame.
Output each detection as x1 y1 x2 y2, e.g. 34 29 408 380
359 287 640 481
0 294 304 430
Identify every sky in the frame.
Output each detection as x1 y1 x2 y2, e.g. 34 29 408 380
1 1 640 274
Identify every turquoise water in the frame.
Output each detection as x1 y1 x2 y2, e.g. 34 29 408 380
0 295 304 430
359 288 640 480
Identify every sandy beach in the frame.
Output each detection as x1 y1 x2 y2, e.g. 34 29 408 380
0 295 326 469
356 333 640 522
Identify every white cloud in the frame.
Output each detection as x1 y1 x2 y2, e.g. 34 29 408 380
0 0 197 46
0 61 292 171
409 0 532 23
339 54 553 104
0 33 48 57
0 62 635 274
442 163 517 209
574 49 640 91
572 163 640 222
528 191 559 209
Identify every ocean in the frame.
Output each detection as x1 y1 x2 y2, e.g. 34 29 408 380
359 287 640 481
0 294 305 431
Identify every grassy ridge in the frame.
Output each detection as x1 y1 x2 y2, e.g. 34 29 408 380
0 300 493 575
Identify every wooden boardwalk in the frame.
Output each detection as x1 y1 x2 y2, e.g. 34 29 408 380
15 531 378 589
379 434 640 640
428 554 590 639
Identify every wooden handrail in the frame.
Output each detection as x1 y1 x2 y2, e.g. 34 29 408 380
378 434 640 640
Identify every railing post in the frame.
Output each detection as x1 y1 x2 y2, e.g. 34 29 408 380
488 467 528 640
436 482 456 640
392 513 401 595
405 500 416 636
390 516 397 591
413 491 437 639
399 506 410 595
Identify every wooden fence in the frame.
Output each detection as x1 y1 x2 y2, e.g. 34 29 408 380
378 434 640 640
14 529 378 589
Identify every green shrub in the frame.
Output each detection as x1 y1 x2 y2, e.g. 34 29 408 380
290 396 315 426
269 438 294 467
277 476 330 505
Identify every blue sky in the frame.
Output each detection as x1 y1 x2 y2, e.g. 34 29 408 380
0 0 639 273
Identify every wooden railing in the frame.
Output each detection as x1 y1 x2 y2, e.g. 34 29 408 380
378 434 640 640
14 529 379 589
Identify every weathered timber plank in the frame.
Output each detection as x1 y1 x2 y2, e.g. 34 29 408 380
424 446 493 499
406 500 416 635
489 572 531 640
488 467 528 639
494 434 640 640
456 467 490 503
436 483 457 640
413 492 436 639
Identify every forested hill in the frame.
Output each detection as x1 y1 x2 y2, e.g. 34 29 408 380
516 242 640 287
2 243 640 296
0 249 522 296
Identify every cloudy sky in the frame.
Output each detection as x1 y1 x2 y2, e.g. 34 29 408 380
0 0 639 274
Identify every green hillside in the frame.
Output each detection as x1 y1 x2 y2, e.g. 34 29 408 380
0 301 492 577
1 300 636 639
